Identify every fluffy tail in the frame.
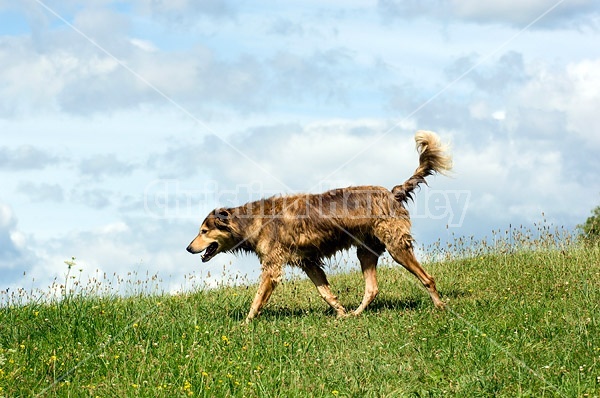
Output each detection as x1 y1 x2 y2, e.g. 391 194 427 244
392 131 452 203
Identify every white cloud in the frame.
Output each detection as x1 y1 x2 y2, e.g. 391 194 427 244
0 145 59 170
0 203 32 273
491 110 506 120
516 58 600 149
150 118 421 196
379 0 600 28
71 6 130 45
0 204 15 230
133 0 236 22
1 28 359 117
129 38 157 52
448 52 528 94
268 18 306 37
564 60 600 146
98 221 130 234
79 154 136 179
17 182 64 203
452 0 600 28
70 188 113 209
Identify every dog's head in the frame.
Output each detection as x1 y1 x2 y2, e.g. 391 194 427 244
186 208 236 262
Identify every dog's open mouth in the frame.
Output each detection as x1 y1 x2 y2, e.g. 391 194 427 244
201 242 219 262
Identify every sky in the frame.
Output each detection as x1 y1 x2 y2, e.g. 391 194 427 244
1 0 599 301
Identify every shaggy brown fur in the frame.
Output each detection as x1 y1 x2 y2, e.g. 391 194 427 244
187 130 452 322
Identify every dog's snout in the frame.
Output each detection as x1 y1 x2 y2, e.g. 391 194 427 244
186 244 194 253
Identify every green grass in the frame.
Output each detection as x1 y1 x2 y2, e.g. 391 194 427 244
1 232 599 397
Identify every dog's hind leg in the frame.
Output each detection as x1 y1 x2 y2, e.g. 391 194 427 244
302 262 347 317
353 245 384 316
375 222 444 309
245 264 282 323
387 243 445 309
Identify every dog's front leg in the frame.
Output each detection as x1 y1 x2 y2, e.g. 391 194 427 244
245 265 282 323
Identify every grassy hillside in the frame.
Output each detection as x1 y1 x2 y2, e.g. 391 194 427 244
1 231 599 397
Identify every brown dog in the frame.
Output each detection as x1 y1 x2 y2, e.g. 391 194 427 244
187 131 452 322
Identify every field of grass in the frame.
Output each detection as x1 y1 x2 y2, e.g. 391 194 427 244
1 228 599 397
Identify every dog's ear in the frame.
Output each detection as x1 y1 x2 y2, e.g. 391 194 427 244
214 208 231 230
216 209 230 218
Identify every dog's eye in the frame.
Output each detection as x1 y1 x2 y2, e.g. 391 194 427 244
200 229 208 235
